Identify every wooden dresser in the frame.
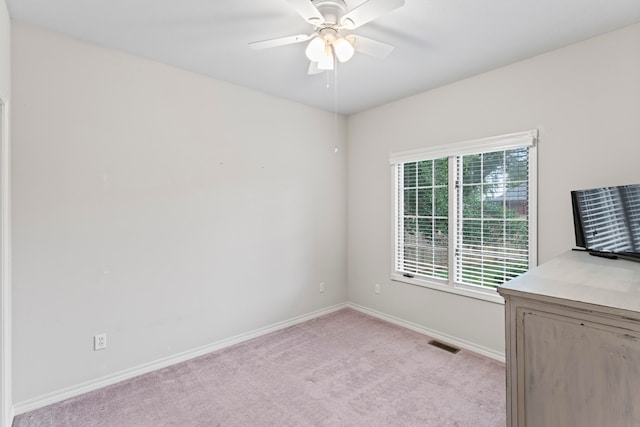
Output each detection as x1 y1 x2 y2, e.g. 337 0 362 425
498 250 640 427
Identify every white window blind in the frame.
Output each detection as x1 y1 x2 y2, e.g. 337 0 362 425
395 158 449 280
455 148 530 288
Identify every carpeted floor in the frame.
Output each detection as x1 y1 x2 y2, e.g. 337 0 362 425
13 309 506 426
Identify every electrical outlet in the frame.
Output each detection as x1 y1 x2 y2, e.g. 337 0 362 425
319 282 325 293
375 283 381 294
94 333 107 351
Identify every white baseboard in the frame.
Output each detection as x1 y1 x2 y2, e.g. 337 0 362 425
13 303 348 416
346 303 506 363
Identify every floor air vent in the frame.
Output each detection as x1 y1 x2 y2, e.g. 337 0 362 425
428 340 460 354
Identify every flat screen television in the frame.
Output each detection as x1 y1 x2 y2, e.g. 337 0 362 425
571 183 640 261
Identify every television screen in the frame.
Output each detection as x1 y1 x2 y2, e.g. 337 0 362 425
571 184 640 258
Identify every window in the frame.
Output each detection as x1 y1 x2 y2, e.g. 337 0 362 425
391 130 537 301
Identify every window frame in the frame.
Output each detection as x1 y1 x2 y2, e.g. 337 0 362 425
390 130 538 304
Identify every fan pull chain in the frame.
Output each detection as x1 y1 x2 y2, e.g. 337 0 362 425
333 63 339 153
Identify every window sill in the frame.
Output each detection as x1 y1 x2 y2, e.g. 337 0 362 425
390 273 505 305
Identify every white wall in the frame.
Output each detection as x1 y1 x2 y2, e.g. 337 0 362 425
0 0 10 425
347 24 640 355
11 22 347 404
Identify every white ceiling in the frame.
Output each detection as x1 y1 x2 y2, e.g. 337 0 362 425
7 0 640 115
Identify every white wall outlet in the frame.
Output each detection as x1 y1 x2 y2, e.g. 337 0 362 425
94 333 107 351
319 282 325 293
375 283 381 294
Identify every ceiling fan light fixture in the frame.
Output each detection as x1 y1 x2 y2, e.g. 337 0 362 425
317 46 335 70
305 36 326 62
333 36 355 62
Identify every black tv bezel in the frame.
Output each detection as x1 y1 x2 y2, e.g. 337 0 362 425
570 190 586 249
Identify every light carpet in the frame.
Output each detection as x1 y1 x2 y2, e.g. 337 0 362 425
13 308 506 426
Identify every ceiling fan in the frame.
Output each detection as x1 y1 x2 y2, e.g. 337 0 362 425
249 0 405 74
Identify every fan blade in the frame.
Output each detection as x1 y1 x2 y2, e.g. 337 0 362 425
285 0 325 25
308 61 323 75
347 35 395 58
340 0 405 29
249 34 312 49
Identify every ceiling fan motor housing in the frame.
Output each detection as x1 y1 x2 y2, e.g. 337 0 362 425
311 0 347 26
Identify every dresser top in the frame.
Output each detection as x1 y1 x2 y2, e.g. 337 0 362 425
498 250 640 314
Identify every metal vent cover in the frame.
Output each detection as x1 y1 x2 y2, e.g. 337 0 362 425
428 340 460 354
